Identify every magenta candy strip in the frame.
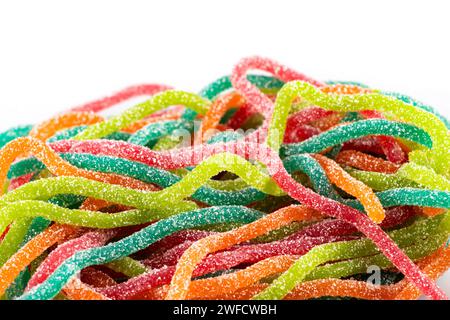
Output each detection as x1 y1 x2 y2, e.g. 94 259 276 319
286 107 334 128
144 234 355 270
145 206 415 269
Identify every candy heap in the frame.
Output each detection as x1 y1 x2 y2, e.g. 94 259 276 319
0 56 449 300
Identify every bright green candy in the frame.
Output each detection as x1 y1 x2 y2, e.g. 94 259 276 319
19 206 263 300
253 213 450 300
397 162 450 192
0 201 157 232
381 90 450 130
0 194 84 266
106 257 147 278
74 90 210 140
0 218 33 266
346 168 420 191
6 151 347 207
4 153 283 204
280 119 432 157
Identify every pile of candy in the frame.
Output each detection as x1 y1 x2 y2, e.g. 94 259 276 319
0 56 449 300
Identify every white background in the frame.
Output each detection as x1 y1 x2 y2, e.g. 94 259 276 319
0 0 449 297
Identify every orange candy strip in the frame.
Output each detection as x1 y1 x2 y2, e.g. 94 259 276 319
165 206 320 300
336 149 401 174
29 112 104 141
422 208 447 217
195 92 245 144
312 154 386 223
0 224 77 296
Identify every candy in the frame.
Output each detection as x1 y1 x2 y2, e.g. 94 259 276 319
336 150 401 174
73 90 210 140
29 112 104 141
253 213 449 300
0 56 448 301
273 81 450 176
165 206 320 299
17 145 447 299
19 206 263 300
216 246 449 300
0 224 76 296
131 216 448 300
312 154 385 223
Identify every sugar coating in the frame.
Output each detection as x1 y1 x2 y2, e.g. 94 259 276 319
0 56 448 301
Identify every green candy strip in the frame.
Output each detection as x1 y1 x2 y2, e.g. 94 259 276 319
381 90 450 130
106 257 148 278
397 162 450 192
